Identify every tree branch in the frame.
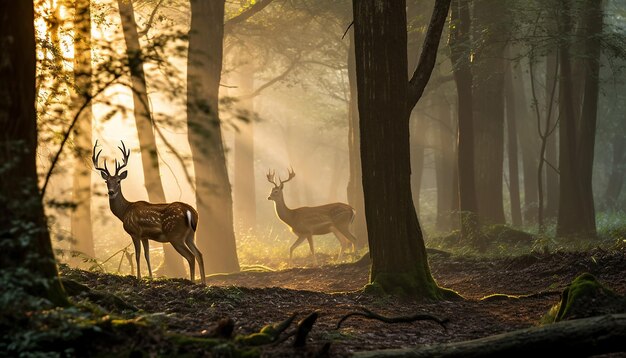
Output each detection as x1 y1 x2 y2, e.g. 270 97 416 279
407 0 452 110
224 0 275 33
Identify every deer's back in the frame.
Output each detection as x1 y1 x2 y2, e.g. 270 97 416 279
289 202 354 235
122 201 198 240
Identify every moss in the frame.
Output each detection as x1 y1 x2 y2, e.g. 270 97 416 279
543 273 626 324
365 270 462 300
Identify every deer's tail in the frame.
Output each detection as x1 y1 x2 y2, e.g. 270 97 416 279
186 210 198 232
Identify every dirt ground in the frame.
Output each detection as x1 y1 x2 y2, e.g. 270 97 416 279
61 247 626 357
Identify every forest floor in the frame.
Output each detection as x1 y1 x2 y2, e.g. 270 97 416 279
60 247 626 357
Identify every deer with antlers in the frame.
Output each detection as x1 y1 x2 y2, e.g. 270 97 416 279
92 140 206 284
267 168 358 265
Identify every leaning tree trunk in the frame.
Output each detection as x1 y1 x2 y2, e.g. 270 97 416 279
346 30 368 247
118 0 186 277
471 0 508 226
70 0 95 264
187 0 240 273
448 0 479 242
353 0 456 298
0 0 67 306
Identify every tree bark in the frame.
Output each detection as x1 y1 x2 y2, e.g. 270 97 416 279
346 30 368 247
353 0 455 298
70 0 95 263
354 314 626 358
410 112 427 216
0 1 67 306
435 98 454 231
118 0 186 277
448 0 479 242
471 0 508 225
187 0 240 273
604 131 625 209
544 49 560 219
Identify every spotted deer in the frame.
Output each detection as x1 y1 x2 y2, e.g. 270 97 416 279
93 140 206 284
266 168 358 265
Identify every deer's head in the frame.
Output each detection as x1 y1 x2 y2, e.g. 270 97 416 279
266 168 295 201
92 140 130 199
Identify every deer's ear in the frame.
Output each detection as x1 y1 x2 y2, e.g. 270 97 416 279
100 171 108 180
119 171 128 180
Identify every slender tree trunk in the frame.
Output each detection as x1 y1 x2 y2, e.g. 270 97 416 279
0 1 67 306
346 30 368 247
187 0 239 273
544 49 560 219
449 0 479 242
471 0 508 226
233 62 257 231
504 62 522 227
70 0 95 263
435 98 454 231
604 133 625 209
353 0 456 298
118 0 186 277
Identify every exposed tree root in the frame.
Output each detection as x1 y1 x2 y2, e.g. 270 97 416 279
336 307 448 330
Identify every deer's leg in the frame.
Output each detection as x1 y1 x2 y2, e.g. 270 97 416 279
329 226 348 261
185 231 205 284
306 235 318 266
141 238 152 279
337 225 358 256
171 241 195 283
132 236 141 280
289 236 307 264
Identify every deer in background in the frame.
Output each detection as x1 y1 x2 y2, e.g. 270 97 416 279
267 168 358 265
92 140 206 284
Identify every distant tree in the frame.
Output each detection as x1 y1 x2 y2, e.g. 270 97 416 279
0 0 67 306
70 0 96 263
353 0 457 298
448 0 479 242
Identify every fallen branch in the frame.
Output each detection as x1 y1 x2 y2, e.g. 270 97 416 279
336 307 448 330
354 314 626 357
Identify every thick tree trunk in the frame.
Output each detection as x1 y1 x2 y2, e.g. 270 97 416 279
187 0 240 273
556 0 599 238
233 63 257 231
471 0 508 226
70 0 95 263
118 0 186 277
346 30 368 247
354 314 626 358
504 62 522 227
449 0 479 242
0 1 67 306
353 0 455 298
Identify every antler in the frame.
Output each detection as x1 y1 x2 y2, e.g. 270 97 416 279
114 140 130 176
279 167 296 186
92 139 111 177
266 169 278 187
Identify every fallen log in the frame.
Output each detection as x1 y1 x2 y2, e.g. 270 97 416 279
354 314 626 357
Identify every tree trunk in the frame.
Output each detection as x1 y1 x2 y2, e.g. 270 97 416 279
354 314 626 358
556 0 599 238
604 131 625 210
435 98 454 231
346 30 368 247
504 62 522 227
353 0 455 298
187 0 240 273
0 1 67 306
233 62 257 231
118 0 186 277
544 49 560 219
70 0 95 264
448 0 479 242
471 0 508 226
